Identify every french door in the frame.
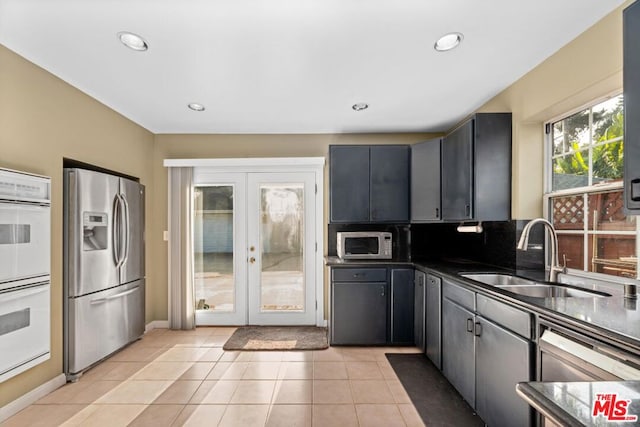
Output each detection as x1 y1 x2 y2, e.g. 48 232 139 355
193 171 317 326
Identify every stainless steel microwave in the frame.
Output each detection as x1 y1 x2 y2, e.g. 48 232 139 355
336 231 392 260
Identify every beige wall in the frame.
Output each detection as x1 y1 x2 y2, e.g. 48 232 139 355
478 1 630 218
0 45 154 407
150 133 437 321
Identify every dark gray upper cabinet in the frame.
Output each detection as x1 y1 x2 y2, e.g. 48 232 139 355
411 138 442 222
370 146 410 222
330 146 370 222
441 113 512 222
624 2 640 212
329 145 410 223
442 121 473 221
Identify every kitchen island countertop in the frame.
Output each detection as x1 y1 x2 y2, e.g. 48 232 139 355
516 381 640 427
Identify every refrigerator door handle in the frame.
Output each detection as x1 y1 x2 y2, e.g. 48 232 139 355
89 286 139 305
112 194 121 267
120 193 130 267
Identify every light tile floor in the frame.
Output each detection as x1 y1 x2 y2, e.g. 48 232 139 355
3 328 425 427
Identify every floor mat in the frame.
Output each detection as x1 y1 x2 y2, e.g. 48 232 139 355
386 353 485 426
223 326 328 351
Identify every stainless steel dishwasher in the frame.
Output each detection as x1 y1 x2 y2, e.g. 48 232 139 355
539 322 640 382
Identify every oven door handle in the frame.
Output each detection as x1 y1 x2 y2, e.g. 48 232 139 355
89 286 139 305
0 285 48 303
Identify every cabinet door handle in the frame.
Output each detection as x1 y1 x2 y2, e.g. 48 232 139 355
465 204 471 217
435 207 439 218
380 285 386 297
631 178 640 201
474 322 482 337
466 318 473 333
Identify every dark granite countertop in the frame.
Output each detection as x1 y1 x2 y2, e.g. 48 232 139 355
324 256 413 267
325 257 640 353
516 381 640 427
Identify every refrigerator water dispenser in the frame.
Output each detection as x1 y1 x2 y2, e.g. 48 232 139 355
83 212 107 251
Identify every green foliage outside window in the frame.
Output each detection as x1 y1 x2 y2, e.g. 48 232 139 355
552 96 623 189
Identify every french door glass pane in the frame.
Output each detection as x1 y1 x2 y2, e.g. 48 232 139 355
260 183 304 312
194 185 234 312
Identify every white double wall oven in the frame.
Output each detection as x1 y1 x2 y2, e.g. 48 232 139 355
0 168 51 383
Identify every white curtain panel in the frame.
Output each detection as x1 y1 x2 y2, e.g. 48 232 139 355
167 167 195 330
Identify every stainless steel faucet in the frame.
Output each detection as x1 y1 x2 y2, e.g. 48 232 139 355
517 218 567 282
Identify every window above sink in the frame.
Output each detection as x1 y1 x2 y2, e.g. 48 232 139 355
544 93 639 282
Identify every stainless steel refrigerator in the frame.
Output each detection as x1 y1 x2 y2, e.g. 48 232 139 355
64 168 145 381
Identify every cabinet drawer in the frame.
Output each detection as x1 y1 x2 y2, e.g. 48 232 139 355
476 294 531 339
332 268 387 282
443 279 475 311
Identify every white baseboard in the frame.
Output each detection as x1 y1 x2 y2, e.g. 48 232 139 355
0 373 66 423
145 320 169 333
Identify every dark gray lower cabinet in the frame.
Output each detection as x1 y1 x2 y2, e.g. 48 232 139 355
332 281 387 345
442 279 533 427
330 266 416 345
414 271 426 352
425 273 442 369
475 317 533 427
442 298 476 407
391 269 414 344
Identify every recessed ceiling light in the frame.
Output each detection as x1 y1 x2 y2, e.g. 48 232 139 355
117 32 148 51
188 103 205 111
352 103 369 111
434 32 463 52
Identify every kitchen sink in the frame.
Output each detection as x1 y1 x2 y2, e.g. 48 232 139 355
461 273 541 287
496 284 608 298
460 273 611 298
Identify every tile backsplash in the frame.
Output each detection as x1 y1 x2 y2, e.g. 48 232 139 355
411 220 545 271
327 220 545 271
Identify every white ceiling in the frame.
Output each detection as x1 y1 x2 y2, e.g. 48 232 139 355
0 0 626 134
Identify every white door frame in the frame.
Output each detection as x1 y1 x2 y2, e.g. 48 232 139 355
168 157 325 327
